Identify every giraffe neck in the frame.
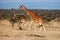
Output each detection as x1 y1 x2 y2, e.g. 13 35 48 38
23 6 30 13
23 6 35 16
23 6 37 20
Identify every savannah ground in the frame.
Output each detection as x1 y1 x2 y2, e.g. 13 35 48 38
0 9 60 40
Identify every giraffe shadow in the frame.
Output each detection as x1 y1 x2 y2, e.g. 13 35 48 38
0 35 10 37
27 34 46 38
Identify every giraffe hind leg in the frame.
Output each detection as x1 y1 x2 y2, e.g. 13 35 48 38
39 23 46 32
39 23 42 32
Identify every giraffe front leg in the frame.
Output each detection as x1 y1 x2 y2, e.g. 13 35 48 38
33 22 37 32
42 24 46 32
28 21 33 32
23 22 27 27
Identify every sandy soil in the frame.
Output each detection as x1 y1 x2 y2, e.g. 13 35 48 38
0 19 60 40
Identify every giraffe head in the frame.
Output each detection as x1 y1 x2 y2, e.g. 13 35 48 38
20 4 25 9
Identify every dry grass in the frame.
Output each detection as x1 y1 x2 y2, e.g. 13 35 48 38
0 9 60 40
0 17 60 40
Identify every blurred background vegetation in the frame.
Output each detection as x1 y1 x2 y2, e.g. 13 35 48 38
0 9 60 23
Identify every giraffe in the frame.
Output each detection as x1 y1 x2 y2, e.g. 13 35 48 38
10 13 27 30
10 13 19 27
15 15 28 30
20 15 26 23
20 15 27 26
10 13 17 27
20 4 46 32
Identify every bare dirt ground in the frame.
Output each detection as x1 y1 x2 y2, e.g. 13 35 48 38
0 18 60 40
